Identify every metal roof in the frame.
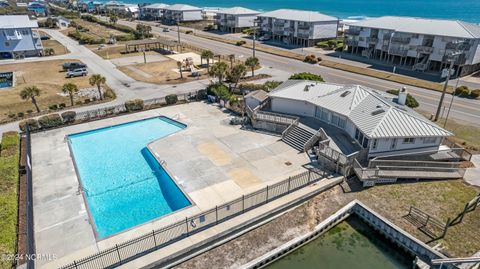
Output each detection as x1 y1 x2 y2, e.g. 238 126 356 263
0 15 38 29
348 16 480 39
217 7 260 15
245 90 268 101
268 80 452 138
142 3 169 9
163 4 202 11
258 9 338 22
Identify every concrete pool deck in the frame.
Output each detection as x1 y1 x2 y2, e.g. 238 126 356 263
31 102 311 268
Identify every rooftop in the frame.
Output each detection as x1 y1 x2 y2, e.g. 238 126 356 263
0 15 38 29
269 80 452 139
258 9 338 22
217 6 260 15
142 3 169 9
348 16 480 39
164 4 202 11
245 90 268 102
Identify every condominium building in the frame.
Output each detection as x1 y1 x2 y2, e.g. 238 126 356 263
140 3 169 20
0 15 43 59
215 6 260 33
257 9 338 47
345 16 480 77
162 4 203 24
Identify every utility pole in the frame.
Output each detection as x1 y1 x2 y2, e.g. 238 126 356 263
177 19 181 44
444 69 461 128
434 41 464 122
434 59 454 121
252 19 258 58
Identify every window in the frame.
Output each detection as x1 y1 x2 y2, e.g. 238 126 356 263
390 138 397 149
358 132 364 145
338 117 346 129
331 114 339 126
362 137 369 148
321 109 329 122
372 139 378 150
315 106 322 119
355 128 359 140
403 137 415 144
423 137 437 144
4 41 10 47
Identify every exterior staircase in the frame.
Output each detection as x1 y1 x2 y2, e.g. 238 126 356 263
282 124 316 152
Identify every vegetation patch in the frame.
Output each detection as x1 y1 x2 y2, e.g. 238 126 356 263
289 72 324 81
124 99 144 111
0 132 20 269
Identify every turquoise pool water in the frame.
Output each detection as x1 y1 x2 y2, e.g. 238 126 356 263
68 117 191 238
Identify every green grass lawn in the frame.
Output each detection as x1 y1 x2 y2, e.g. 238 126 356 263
0 132 20 268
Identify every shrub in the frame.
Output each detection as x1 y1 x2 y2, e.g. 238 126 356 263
49 104 58 110
84 99 90 104
17 112 24 118
103 88 116 99
236 40 246 46
59 103 66 109
455 86 470 97
38 114 63 128
19 118 40 132
8 113 15 118
124 99 144 111
26 110 33 115
61 111 76 124
304 54 318 64
185 30 193 34
207 83 230 101
196 89 207 100
165 94 178 105
289 72 324 82
469 89 480 99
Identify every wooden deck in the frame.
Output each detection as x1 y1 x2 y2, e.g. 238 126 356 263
361 169 463 180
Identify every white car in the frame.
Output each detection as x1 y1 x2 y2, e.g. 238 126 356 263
258 36 270 41
66 68 88 78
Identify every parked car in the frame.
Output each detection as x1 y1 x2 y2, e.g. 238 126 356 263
66 68 88 78
40 35 50 40
162 27 169 32
258 36 270 41
62 62 87 71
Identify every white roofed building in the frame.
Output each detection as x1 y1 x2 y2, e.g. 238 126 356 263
140 3 169 20
215 7 260 33
345 16 480 77
257 9 338 47
0 15 43 59
162 4 203 24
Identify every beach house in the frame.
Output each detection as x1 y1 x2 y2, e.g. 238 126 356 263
0 15 43 59
345 16 480 77
215 7 260 33
140 3 169 21
257 9 338 47
162 4 203 24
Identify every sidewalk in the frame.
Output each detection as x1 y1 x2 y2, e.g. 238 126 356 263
464 155 480 187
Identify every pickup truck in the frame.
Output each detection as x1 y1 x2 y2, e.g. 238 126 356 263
62 62 87 71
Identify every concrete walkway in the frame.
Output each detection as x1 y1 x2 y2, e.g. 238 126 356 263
464 155 480 187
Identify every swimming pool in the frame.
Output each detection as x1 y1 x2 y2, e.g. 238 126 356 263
68 117 191 238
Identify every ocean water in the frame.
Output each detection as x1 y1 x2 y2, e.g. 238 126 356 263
68 117 191 238
114 0 480 23
265 215 414 269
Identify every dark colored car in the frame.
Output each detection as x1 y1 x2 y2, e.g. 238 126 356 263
62 62 87 71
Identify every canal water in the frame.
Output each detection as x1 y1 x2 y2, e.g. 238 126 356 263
265 215 415 269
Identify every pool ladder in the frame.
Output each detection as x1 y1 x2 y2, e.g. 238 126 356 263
159 160 167 166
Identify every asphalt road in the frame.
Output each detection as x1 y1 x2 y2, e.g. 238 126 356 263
119 20 480 126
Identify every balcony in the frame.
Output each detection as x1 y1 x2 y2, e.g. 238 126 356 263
390 37 411 44
416 45 434 54
389 48 408 57
443 53 467 65
367 37 378 44
345 39 358 46
297 30 310 38
346 28 360 35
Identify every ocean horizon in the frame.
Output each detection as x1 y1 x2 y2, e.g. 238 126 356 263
108 0 480 24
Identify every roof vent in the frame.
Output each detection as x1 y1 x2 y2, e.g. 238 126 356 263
371 108 385 116
376 104 383 108
340 91 351 97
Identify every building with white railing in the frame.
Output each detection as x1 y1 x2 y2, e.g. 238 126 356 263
345 16 480 77
162 4 203 24
140 3 169 21
214 6 260 33
0 15 43 59
257 9 339 47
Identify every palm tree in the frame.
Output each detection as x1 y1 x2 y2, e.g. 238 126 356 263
209 62 229 83
245 56 259 77
20 86 41 113
201 50 214 71
109 14 118 24
227 63 247 91
228 54 235 68
62 83 79 106
89 74 106 100
177 61 183 79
